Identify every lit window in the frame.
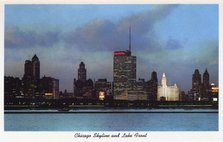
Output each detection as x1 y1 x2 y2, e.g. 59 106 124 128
99 91 105 101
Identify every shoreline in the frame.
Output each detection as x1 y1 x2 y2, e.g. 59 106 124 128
4 108 218 114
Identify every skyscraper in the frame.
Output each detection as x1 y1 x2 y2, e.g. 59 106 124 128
203 68 209 89
113 50 136 98
32 54 40 80
5 76 22 100
95 78 111 100
157 73 180 101
192 69 201 92
78 62 87 82
22 54 40 98
24 60 32 77
202 68 211 100
74 62 94 98
113 26 137 100
147 71 158 101
40 76 59 99
190 68 211 101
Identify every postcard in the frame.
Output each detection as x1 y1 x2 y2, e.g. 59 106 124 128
1 0 222 142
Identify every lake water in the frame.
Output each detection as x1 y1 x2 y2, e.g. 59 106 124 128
4 109 218 131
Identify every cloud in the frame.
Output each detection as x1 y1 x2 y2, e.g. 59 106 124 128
5 5 178 53
120 5 178 34
5 26 61 48
65 19 120 51
4 5 218 92
165 38 183 50
65 5 178 52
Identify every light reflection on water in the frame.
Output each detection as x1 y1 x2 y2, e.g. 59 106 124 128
4 109 218 131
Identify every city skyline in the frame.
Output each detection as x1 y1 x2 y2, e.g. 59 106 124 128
5 4 218 92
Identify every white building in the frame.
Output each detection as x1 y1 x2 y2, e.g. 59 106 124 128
157 73 180 101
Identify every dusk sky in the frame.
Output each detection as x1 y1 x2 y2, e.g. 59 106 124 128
4 4 218 92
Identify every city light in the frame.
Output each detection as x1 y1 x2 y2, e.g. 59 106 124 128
213 98 218 102
45 93 53 96
99 91 105 101
211 87 218 93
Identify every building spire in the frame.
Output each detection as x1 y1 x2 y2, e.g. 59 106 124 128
161 72 167 86
205 68 208 73
129 25 131 52
162 72 166 78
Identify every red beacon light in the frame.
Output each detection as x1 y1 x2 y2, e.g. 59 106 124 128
114 51 126 56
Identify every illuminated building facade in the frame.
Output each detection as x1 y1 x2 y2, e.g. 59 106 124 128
95 79 111 100
210 83 218 102
157 73 180 101
113 50 136 100
113 27 148 101
40 76 59 99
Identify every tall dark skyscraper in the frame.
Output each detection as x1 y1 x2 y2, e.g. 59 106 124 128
22 54 40 98
23 54 40 80
147 71 158 101
190 68 211 101
74 61 94 98
202 68 211 100
203 68 209 89
113 27 137 100
23 60 33 98
78 62 87 82
24 60 32 77
192 69 201 92
32 54 40 80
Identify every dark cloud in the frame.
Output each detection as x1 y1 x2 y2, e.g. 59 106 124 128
5 5 178 52
165 38 183 50
5 26 61 48
65 5 178 52
65 19 121 51
122 5 178 35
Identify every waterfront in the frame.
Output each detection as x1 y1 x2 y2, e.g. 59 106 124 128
4 109 218 131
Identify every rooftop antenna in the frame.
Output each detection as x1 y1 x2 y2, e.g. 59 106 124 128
129 24 131 52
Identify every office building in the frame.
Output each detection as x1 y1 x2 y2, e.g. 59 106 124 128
157 73 180 101
113 27 137 100
32 54 40 80
203 69 209 89
78 62 87 82
189 68 211 101
192 69 201 93
4 76 23 101
95 78 111 100
147 71 158 101
22 54 40 98
73 62 94 98
40 76 59 99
